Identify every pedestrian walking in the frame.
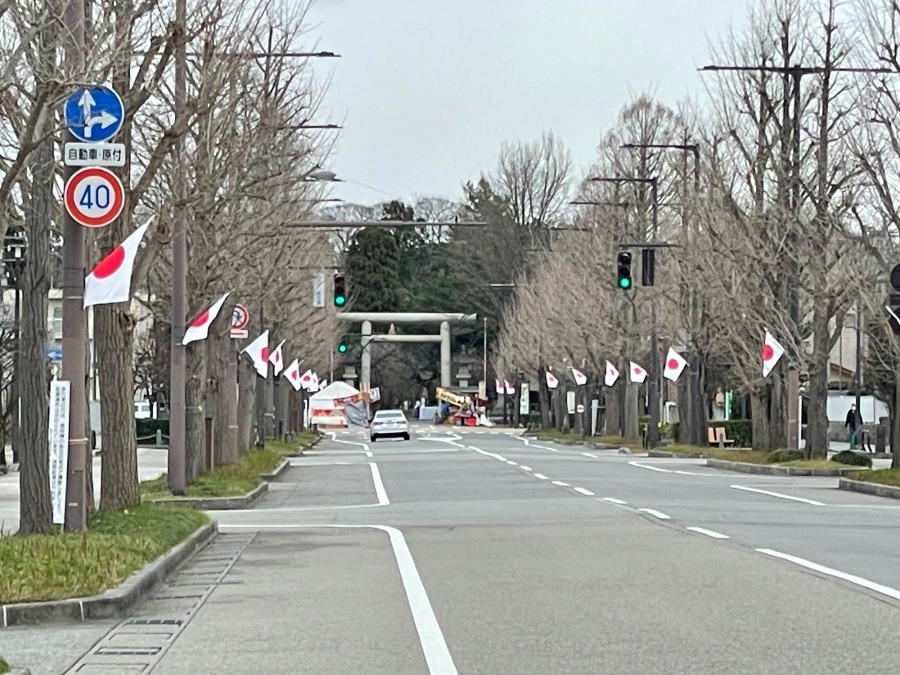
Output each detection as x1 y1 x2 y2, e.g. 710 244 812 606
845 404 859 449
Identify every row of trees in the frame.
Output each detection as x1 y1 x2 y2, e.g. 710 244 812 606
1 0 341 534
493 0 900 466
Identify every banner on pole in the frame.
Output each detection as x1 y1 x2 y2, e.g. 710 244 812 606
48 380 71 525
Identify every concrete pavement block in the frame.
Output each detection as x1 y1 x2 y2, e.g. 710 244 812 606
0 522 216 628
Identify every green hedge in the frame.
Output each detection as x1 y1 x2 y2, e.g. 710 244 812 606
136 418 169 438
713 420 752 447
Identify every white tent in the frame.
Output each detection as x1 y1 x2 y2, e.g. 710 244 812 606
309 381 362 427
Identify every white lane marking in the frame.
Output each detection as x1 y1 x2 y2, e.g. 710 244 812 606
219 524 458 674
551 480 570 487
519 466 532 472
686 527 729 540
370 463 390 505
639 508 671 520
603 497 628 505
533 473 548 480
507 460 518 466
573 487 595 496
628 460 721 477
305 450 362 456
756 548 900 603
629 461 669 473
470 447 505 460
731 485 824 506
329 435 373 458
582 452 598 458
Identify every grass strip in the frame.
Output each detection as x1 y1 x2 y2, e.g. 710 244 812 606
846 468 900 487
0 656 9 674
529 429 643 450
141 432 319 500
0 505 208 604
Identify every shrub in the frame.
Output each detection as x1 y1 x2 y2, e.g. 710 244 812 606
831 450 872 467
136 418 169 439
767 449 805 464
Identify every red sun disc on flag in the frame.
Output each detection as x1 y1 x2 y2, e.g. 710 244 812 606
261 347 269 361
763 345 774 361
291 371 298 380
667 359 679 370
191 310 210 328
633 367 642 375
274 352 281 363
93 246 125 279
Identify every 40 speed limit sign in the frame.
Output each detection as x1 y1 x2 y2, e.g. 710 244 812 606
64 166 125 228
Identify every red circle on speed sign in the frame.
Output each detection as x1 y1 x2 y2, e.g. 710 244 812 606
64 167 125 228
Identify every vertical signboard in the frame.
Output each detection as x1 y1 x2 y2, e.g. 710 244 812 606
519 383 530 415
312 274 325 308
48 380 71 525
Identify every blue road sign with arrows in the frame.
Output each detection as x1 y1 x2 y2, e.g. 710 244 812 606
64 86 124 143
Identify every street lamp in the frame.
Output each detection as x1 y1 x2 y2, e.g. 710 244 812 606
1 229 25 470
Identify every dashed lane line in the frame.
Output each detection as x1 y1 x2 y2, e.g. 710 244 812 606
603 497 628 505
686 527 729 540
551 481 570 487
573 487 595 496
639 508 671 520
731 484 825 506
581 452 598 458
534 473 549 480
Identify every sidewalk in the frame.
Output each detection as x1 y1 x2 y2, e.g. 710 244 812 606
0 447 167 534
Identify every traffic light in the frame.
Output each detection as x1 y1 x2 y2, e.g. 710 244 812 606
333 273 346 307
888 264 900 336
337 339 349 354
616 251 633 290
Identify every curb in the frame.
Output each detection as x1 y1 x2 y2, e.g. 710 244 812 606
151 482 268 511
287 434 323 458
0 522 216 628
648 450 707 459
706 458 862 477
838 478 900 500
258 458 290 482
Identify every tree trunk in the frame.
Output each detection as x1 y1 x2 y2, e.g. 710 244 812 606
893 368 900 469
237 355 255 455
768 371 788 450
624 383 639 439
751 389 770 451
603 386 618 436
678 364 693 444
185 344 207 481
17 132 54 535
693 359 709 447
537 369 551 429
213 331 238 466
96 306 140 509
805 310 831 459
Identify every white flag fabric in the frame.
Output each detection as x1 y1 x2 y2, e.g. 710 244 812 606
762 330 785 378
309 373 320 392
84 222 150 308
505 380 515 395
183 292 230 345
299 369 314 390
283 359 302 391
546 371 559 389
241 330 269 378
318 378 328 390
269 340 285 376
571 368 587 385
604 361 619 387
663 347 688 382
495 379 504 395
629 362 648 384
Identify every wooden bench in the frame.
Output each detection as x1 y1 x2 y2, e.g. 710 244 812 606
708 426 735 447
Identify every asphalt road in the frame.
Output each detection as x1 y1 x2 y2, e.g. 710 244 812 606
4 428 900 673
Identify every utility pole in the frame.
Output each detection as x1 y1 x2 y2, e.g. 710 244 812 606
61 0 88 531
699 62 891 450
168 0 188 494
255 300 266 447
588 175 662 448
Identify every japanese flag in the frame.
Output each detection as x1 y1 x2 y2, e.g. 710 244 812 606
182 292 229 345
546 370 559 389
283 359 302 391
299 369 314 390
319 378 328 390
495 379 504 395
629 362 648 384
241 330 269 378
84 222 150 308
505 380 515 395
571 368 587 385
269 340 285 376
762 330 785 378
663 347 688 382
309 373 320 392
604 361 619 387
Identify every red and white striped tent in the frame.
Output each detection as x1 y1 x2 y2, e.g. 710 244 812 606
309 381 363 428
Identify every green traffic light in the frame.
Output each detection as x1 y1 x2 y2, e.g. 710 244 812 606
619 277 632 289
338 342 348 353
335 295 346 307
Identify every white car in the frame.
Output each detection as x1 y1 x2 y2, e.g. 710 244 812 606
370 409 410 442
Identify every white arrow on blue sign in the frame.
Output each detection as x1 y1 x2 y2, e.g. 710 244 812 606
64 86 124 143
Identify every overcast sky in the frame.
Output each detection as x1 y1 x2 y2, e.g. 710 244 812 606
306 0 747 206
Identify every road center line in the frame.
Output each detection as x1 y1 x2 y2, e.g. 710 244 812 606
573 487 595 496
629 461 670 473
370 462 390 505
581 452 598 458
533 473 548 480
519 466 532 472
731 485 824 506
756 548 900 603
507 460 518 466
686 527 729 539
551 480 570 487
639 508 671 520
603 497 627 505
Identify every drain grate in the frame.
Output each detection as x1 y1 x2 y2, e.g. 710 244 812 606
124 619 183 626
96 647 161 656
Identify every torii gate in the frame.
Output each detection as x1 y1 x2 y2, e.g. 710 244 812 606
336 312 479 389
